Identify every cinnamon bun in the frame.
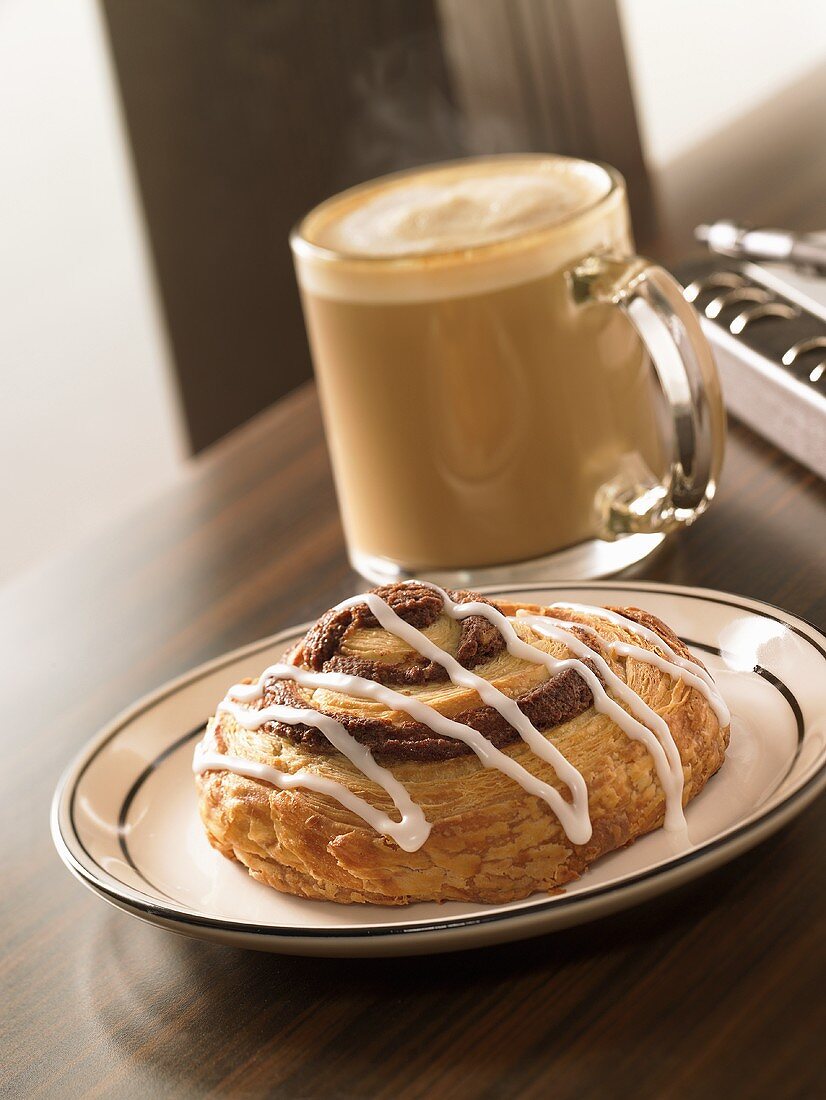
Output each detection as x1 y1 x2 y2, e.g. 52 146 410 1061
194 582 730 905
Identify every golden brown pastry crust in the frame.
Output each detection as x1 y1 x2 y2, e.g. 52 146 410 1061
196 588 729 905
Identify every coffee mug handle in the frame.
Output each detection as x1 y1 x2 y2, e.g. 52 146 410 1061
571 254 726 536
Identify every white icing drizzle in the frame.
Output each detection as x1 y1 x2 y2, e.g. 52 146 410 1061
407 584 684 832
193 733 427 853
552 602 730 726
194 582 729 853
211 661 592 847
334 591 592 842
219 690 429 852
525 612 730 727
514 615 686 829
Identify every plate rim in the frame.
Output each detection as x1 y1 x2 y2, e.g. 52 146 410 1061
51 580 826 945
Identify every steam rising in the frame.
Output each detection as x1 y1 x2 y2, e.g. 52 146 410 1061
335 31 518 189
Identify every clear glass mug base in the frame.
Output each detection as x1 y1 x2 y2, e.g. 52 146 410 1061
350 531 665 589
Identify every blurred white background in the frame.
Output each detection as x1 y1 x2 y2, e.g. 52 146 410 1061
2 0 825 586
0 0 184 586
619 0 826 166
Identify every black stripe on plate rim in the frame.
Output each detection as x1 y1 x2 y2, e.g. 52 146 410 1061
115 722 208 903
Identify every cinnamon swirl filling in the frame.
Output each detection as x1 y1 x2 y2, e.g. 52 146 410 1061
246 584 596 764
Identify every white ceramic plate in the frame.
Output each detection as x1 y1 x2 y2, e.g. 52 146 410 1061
51 582 826 957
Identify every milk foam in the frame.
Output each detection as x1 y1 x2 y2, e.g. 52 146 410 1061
312 161 610 258
293 156 625 302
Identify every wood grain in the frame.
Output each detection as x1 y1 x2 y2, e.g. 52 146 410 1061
2 380 824 1098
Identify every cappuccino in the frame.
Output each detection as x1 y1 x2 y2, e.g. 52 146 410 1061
292 156 665 571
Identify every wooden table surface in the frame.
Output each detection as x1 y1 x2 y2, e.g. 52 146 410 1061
4 380 825 1098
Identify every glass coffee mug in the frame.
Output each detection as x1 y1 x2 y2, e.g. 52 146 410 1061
291 154 725 586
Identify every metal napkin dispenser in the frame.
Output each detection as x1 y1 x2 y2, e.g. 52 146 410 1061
673 256 826 480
